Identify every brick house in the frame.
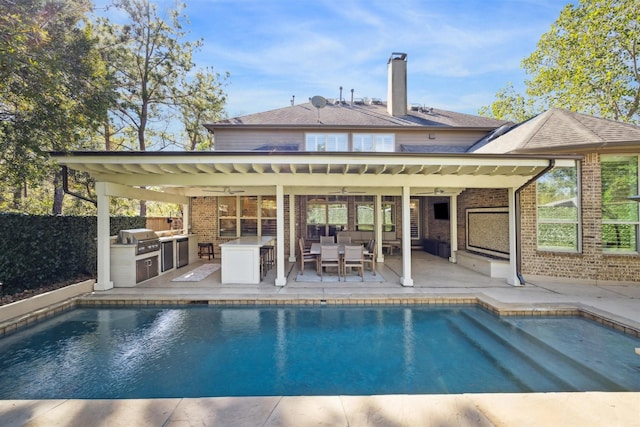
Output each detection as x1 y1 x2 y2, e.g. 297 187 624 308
52 53 640 289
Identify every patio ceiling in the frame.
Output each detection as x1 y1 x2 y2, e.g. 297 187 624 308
51 151 580 197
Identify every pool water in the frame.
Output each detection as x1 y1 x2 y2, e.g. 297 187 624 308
0 305 638 399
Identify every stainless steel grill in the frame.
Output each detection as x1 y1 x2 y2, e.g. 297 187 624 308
118 228 160 255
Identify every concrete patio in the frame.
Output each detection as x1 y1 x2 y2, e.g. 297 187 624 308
1 251 639 426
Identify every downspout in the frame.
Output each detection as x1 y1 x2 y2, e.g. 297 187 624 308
61 166 97 206
514 159 555 285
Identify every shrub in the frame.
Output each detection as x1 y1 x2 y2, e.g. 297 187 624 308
0 214 145 294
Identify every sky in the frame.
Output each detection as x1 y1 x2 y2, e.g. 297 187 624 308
94 0 569 119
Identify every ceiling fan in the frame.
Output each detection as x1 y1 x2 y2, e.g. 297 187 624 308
203 187 246 195
329 187 366 195
414 188 446 195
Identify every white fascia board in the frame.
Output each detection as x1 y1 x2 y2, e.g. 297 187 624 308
103 183 189 204
100 171 533 190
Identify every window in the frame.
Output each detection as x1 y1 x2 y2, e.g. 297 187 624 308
536 165 580 252
305 195 348 238
261 196 277 236
601 155 639 252
305 133 348 151
356 203 374 231
218 196 277 237
382 200 395 232
353 133 394 152
240 196 257 236
218 196 237 237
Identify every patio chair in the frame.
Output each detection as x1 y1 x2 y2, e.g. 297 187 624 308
342 244 364 281
299 238 318 275
300 236 311 251
320 245 341 281
336 234 351 244
320 235 335 244
363 239 376 275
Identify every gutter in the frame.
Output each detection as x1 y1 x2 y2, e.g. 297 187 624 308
514 158 556 285
61 166 97 206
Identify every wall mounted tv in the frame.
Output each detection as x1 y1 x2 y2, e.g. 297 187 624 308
433 202 450 220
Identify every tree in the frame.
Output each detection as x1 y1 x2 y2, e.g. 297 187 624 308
97 0 228 214
480 0 640 124
0 0 112 213
477 83 534 122
176 68 228 150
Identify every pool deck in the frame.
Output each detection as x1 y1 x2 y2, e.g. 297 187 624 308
2 251 640 426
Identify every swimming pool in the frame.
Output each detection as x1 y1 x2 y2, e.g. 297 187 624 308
0 305 638 399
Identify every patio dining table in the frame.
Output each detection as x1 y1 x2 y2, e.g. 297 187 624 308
309 243 370 256
309 243 373 276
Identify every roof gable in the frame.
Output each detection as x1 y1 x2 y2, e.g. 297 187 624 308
470 108 640 154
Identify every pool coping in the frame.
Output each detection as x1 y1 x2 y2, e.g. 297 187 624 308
2 289 639 338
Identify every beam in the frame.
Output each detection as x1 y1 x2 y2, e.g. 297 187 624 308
104 183 190 204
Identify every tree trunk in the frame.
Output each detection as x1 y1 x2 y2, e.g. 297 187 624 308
11 187 22 210
104 121 111 151
52 170 64 215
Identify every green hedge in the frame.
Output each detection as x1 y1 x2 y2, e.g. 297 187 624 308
0 214 145 294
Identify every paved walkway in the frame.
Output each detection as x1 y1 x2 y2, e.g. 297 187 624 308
1 252 639 426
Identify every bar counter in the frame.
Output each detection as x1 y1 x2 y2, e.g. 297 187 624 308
219 236 274 284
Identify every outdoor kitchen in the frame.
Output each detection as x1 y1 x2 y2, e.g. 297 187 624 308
110 228 198 287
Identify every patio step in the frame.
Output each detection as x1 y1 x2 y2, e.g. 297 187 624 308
452 311 627 391
448 310 627 392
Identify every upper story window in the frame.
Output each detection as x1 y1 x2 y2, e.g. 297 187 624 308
353 134 394 152
536 164 580 252
305 133 348 151
601 155 639 253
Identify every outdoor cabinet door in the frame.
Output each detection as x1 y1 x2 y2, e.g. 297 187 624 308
136 256 159 283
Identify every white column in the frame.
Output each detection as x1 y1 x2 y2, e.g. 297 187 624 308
376 194 384 263
449 194 458 263
508 187 520 286
94 182 113 291
182 202 190 234
275 184 287 287
289 194 296 262
400 185 414 286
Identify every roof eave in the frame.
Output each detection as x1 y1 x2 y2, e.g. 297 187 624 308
204 123 501 132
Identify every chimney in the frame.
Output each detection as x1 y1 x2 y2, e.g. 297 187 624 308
387 52 407 117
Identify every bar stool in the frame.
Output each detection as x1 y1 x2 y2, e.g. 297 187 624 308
263 244 275 270
198 242 214 260
259 246 271 280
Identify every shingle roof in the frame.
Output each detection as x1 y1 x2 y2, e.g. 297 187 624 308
206 102 506 130
401 144 469 153
469 108 640 154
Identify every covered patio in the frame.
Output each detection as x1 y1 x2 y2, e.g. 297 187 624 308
52 151 580 291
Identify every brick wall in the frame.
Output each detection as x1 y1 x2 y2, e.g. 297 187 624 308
191 196 218 255
191 195 291 259
520 153 640 283
426 196 451 242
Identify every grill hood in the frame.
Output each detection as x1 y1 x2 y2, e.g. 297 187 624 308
118 228 158 244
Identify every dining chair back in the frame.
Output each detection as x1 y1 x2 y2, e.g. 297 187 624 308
336 234 351 244
320 244 341 280
343 244 364 281
299 238 318 274
363 239 376 275
320 235 334 244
